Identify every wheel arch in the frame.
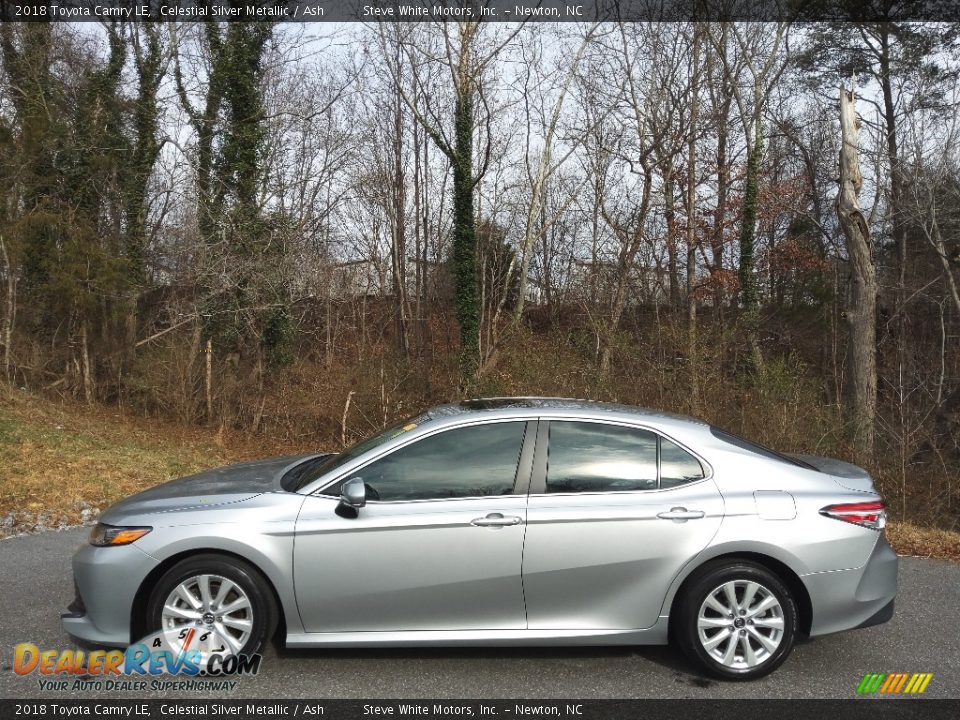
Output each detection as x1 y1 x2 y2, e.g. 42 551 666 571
130 548 287 643
667 551 813 639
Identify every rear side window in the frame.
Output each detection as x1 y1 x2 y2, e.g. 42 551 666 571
546 421 658 493
545 421 706 493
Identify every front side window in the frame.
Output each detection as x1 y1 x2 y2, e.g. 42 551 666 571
546 421 658 493
349 421 527 502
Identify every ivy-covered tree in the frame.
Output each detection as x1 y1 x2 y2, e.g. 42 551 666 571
125 24 165 289
172 13 295 426
378 19 524 388
0 23 140 400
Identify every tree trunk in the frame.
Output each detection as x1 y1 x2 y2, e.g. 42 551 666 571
877 28 911 436
0 236 15 382
739 115 762 311
452 81 479 384
80 321 93 404
663 169 682 307
205 338 214 423
601 163 654 377
739 115 765 375
542 200 552 311
836 86 877 458
412 120 423 354
173 23 225 245
712 64 731 316
878 29 907 321
125 25 163 289
687 25 701 415
390 83 410 359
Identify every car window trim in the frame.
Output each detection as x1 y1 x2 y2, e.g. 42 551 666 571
529 416 713 496
658 434 708 489
529 418 550 495
311 418 536 503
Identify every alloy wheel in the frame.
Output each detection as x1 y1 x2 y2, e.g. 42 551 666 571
160 573 254 655
696 579 785 670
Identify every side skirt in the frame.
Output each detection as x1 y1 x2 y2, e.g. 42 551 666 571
285 620 670 648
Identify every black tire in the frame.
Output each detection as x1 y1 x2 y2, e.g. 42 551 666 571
675 561 798 680
145 554 277 656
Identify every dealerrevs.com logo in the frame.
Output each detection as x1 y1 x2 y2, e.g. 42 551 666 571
13 627 261 692
857 672 934 696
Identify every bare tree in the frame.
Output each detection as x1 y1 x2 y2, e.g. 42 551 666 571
378 20 525 386
587 22 664 375
708 20 790 372
512 24 603 323
837 86 877 458
686 24 703 415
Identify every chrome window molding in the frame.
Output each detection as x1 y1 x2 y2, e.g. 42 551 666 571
300 413 713 501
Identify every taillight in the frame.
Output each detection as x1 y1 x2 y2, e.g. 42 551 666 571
820 501 886 530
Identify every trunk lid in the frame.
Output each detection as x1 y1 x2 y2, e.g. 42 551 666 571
787 453 878 493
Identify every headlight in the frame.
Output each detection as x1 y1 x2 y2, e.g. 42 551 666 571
89 523 152 547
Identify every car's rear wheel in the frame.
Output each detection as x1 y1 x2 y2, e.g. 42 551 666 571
676 561 798 680
145 554 276 656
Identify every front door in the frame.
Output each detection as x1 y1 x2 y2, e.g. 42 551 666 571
294 420 534 632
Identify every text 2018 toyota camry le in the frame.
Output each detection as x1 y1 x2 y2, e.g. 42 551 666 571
62 398 897 680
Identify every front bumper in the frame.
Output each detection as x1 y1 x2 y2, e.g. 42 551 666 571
802 531 898 637
61 541 159 647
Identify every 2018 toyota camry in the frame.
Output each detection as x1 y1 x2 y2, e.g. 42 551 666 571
62 398 897 680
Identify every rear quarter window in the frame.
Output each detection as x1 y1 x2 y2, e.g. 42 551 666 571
660 437 705 488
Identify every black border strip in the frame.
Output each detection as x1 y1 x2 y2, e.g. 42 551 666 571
2 699 959 720
3 1 960 23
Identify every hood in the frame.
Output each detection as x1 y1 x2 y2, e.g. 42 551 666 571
787 453 877 493
101 454 320 522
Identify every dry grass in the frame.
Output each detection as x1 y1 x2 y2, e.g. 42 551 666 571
885 521 960 562
0 386 245 532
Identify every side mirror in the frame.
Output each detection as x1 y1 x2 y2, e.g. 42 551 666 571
336 477 366 518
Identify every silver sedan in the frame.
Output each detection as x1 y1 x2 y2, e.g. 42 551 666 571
63 398 897 680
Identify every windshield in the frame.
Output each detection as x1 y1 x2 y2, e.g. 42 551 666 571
284 413 428 492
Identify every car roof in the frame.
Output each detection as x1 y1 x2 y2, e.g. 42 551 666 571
422 397 707 428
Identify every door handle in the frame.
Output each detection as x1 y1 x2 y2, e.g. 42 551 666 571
471 513 523 527
657 507 705 521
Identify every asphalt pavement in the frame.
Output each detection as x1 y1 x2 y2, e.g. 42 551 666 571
0 527 957 699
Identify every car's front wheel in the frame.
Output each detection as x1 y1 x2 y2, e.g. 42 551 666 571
675 561 798 680
145 554 277 656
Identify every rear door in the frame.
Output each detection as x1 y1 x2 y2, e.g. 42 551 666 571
522 419 724 630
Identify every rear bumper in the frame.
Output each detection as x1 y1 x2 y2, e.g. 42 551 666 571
802 532 898 637
61 542 158 647
855 598 894 630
